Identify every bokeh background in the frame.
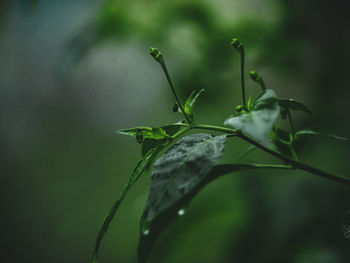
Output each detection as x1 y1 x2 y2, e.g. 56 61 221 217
1 0 350 262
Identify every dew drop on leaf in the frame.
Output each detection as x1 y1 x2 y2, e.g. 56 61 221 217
177 209 186 216
141 221 151 236
143 229 150 236
341 210 350 239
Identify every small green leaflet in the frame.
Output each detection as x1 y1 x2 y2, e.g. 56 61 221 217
118 123 187 156
278 98 313 115
184 89 205 121
224 89 280 147
92 147 162 263
295 129 347 141
117 126 170 142
141 124 186 157
138 133 226 263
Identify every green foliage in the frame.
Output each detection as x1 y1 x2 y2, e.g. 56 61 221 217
92 39 349 263
183 89 205 122
278 98 313 115
92 147 162 263
224 89 280 147
138 133 226 262
141 124 186 157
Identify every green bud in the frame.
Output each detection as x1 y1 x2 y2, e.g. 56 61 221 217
150 47 163 63
235 105 244 112
249 70 258 81
249 70 266 91
231 38 243 51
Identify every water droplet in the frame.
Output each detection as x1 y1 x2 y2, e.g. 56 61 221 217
177 209 185 216
141 221 151 236
143 229 150 236
342 210 350 239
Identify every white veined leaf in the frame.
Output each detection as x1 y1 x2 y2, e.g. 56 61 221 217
224 89 280 147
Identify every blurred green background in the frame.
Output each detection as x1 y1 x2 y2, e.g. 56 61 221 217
1 0 350 262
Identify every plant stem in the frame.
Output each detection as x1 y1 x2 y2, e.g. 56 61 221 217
236 131 350 185
159 62 192 124
287 109 295 139
248 163 294 169
240 48 246 109
236 146 257 161
192 124 238 134
172 123 350 185
285 110 299 160
289 144 299 161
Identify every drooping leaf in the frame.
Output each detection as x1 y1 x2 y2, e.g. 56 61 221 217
184 89 205 120
138 161 292 263
141 123 186 156
224 89 280 147
92 147 161 263
342 210 350 239
295 129 347 141
278 98 313 115
138 133 227 263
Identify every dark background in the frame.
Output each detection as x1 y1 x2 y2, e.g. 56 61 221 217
1 0 350 262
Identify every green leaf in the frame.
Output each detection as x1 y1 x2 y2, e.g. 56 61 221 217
92 147 161 263
141 124 186 156
138 133 227 263
253 89 278 110
278 98 313 115
184 89 205 120
295 129 347 141
224 89 280 147
117 126 172 144
138 160 291 263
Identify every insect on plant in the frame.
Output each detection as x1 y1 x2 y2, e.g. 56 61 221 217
92 38 349 263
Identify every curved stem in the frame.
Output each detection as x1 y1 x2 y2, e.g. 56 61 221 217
174 123 350 185
287 109 295 138
240 48 246 109
192 124 238 134
236 132 350 185
160 63 191 124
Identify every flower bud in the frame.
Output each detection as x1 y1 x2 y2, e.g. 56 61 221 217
150 47 163 63
231 38 243 52
235 105 244 112
249 70 266 91
249 70 258 81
